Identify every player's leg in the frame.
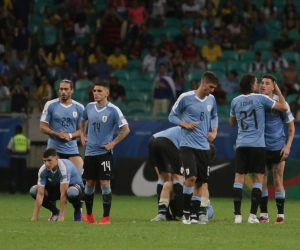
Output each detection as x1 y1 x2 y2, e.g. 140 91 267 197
273 161 285 224
190 182 201 223
172 174 184 219
66 184 84 221
259 167 269 223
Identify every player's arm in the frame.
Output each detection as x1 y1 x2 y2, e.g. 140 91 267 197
229 115 237 126
281 120 295 161
40 121 61 138
31 185 45 221
103 124 130 151
80 119 88 146
168 110 197 130
207 106 218 142
58 182 69 222
272 83 288 112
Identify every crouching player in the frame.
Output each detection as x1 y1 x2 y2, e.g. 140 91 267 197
30 148 84 222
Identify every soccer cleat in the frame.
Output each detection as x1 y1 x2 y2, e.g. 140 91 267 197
199 213 209 223
275 216 284 224
87 214 97 224
48 210 60 221
248 214 260 223
182 214 191 225
82 214 87 221
258 216 269 223
74 211 82 222
234 215 242 223
191 218 206 224
99 216 111 225
151 214 166 222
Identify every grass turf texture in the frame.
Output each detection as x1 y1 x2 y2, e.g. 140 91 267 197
0 194 299 250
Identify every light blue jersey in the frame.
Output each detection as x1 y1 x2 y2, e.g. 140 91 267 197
265 95 294 151
82 102 128 156
153 126 181 149
37 159 84 187
169 91 218 150
40 98 84 154
230 93 275 147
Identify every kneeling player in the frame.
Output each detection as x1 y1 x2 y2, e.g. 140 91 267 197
30 148 84 222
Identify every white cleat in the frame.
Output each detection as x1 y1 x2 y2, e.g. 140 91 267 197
191 219 206 224
234 215 242 223
150 214 166 222
248 214 260 223
182 214 191 225
199 213 209 223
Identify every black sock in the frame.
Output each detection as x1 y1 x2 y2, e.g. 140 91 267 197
276 198 285 214
156 183 163 205
84 192 94 215
191 199 200 219
103 193 112 217
250 188 262 215
199 206 207 216
233 187 242 215
183 193 193 213
173 183 183 217
158 204 168 215
42 197 58 213
168 199 176 218
68 196 81 213
260 196 268 213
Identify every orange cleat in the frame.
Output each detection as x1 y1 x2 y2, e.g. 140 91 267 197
87 214 97 224
99 216 111 225
275 216 284 224
82 214 87 221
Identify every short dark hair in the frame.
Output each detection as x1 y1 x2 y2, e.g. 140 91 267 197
209 143 216 161
262 74 277 83
43 148 57 158
95 80 110 90
60 79 74 89
202 71 219 85
240 73 256 94
15 125 22 133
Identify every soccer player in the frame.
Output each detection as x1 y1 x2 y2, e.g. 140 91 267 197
40 79 85 220
80 81 130 225
30 148 84 222
169 71 219 225
230 73 288 224
148 126 184 221
259 74 295 224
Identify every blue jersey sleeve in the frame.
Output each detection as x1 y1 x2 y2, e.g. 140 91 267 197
40 101 54 123
230 99 236 117
82 104 89 121
261 95 275 110
169 94 185 125
37 166 47 186
211 97 218 128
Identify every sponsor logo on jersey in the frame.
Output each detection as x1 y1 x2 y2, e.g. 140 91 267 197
102 116 107 122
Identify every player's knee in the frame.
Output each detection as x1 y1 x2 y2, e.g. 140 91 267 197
67 187 79 199
101 185 111 195
29 186 37 198
84 186 95 195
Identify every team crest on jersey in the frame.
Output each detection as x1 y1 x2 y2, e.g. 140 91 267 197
207 105 212 111
73 111 77 118
43 109 47 114
102 116 107 122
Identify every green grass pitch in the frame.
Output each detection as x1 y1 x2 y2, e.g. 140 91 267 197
0 194 299 250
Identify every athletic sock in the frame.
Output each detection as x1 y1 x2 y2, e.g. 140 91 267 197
42 197 58 213
156 179 164 205
102 185 112 217
183 185 194 214
158 198 169 215
233 183 243 215
84 187 95 215
191 196 201 220
173 180 183 217
169 199 176 218
250 183 262 215
275 191 285 215
260 190 268 214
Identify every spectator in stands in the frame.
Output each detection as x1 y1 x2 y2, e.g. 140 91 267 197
85 34 97 58
282 60 299 96
190 79 198 90
267 50 288 73
252 12 269 42
156 46 170 72
138 24 155 49
87 76 99 102
12 19 31 60
233 25 253 54
187 53 206 72
13 0 32 27
282 10 299 32
248 52 267 74
290 95 300 121
55 60 74 82
212 84 227 104
44 6 61 24
88 45 107 64
34 47 51 86
220 0 235 25
101 7 124 56
0 53 10 82
243 2 257 22
42 14 60 54
107 47 128 70
220 28 234 50
128 38 142 59
172 64 185 98
74 19 90 46
0 77 10 113
61 12 74 48
219 70 239 94
201 0 217 18
74 57 89 81
261 0 277 20
128 0 148 28
180 34 199 62
108 76 126 103
47 43 65 68
0 6 10 51
10 50 30 92
174 24 190 48
89 54 112 80
282 0 296 19
227 15 241 39
142 46 158 72
152 64 176 116
203 15 217 38
10 77 28 113
65 44 82 69
273 31 294 53
189 17 205 39
34 76 52 113
157 34 176 55
169 49 186 71
108 0 129 19
201 36 222 62
148 0 167 28
181 0 201 18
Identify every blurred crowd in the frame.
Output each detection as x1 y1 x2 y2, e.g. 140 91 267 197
0 0 300 120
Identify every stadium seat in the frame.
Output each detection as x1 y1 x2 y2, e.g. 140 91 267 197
226 93 239 103
271 72 283 87
214 71 227 79
265 20 281 31
288 30 300 40
261 51 272 63
253 40 272 51
148 28 164 37
269 30 282 42
227 61 248 72
218 104 230 120
273 0 286 8
141 49 148 59
75 79 93 91
252 72 262 81
111 70 129 80
164 18 181 28
72 91 88 103
142 71 156 81
48 68 58 80
113 101 127 114
221 50 239 61
127 59 142 70
194 39 208 48
138 80 153 91
207 62 226 72
286 93 298 104
126 90 151 102
240 51 255 62
128 70 144 80
282 51 300 62
181 18 194 27
187 71 204 82
166 27 181 40
127 101 150 113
